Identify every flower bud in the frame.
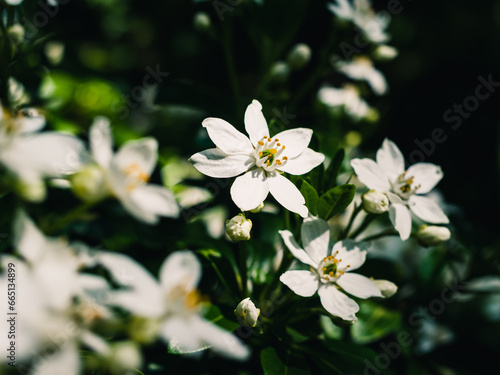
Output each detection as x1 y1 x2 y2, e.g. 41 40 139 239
417 225 451 247
7 24 24 47
373 45 398 61
249 202 264 213
108 341 143 375
225 214 252 242
372 279 398 298
287 43 312 70
193 12 212 32
15 178 46 202
269 61 290 83
362 190 389 214
234 298 260 327
71 165 108 203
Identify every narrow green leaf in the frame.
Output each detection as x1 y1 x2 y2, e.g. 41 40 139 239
317 184 356 220
350 301 402 345
323 148 345 192
300 180 319 216
260 347 310 375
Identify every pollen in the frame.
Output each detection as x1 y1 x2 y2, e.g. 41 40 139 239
259 151 263 157
258 141 264 146
329 272 334 277
275 139 279 142
323 257 327 262
277 143 281 146
282 156 288 160
270 149 277 155
276 160 282 165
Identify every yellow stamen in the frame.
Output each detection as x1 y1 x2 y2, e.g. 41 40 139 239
329 272 334 277
270 149 277 155
258 141 264 146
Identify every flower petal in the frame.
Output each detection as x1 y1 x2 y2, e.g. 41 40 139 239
112 137 158 178
279 230 316 267
15 110 46 134
159 251 201 295
331 240 369 271
244 100 269 147
337 273 383 298
202 117 254 155
268 172 308 218
318 284 359 321
189 148 255 178
301 217 330 264
376 138 405 180
406 163 443 194
230 169 269 211
279 148 325 175
409 195 449 224
90 116 113 168
280 270 319 297
389 203 412 241
13 210 47 263
318 86 347 106
272 128 313 158
351 158 391 191
30 342 80 375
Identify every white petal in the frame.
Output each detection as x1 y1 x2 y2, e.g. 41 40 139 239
110 290 164 317
318 86 347 106
230 169 269 211
189 148 255 178
279 230 316 267
244 100 269 147
90 116 113 167
409 195 449 224
351 158 391 191
112 137 158 178
30 343 80 375
389 203 412 241
365 68 388 95
327 0 354 20
406 163 443 194
130 184 179 220
268 172 308 217
202 117 254 155
13 210 46 263
15 111 45 134
337 273 383 298
272 128 313 159
376 138 405 180
279 148 325 175
301 217 330 264
159 251 201 295
81 330 111 356
318 284 359 321
331 240 369 271
280 270 319 297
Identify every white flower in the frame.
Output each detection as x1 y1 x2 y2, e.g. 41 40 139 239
98 250 250 360
82 116 179 224
351 138 449 241
279 218 382 320
372 279 398 297
234 298 260 327
318 84 371 121
416 225 451 247
328 0 390 44
189 100 325 217
362 190 389 214
335 57 388 95
0 106 85 194
225 213 252 242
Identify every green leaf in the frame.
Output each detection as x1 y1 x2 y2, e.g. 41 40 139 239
300 180 319 216
319 315 343 340
260 347 310 375
317 184 356 220
204 304 240 332
323 149 345 192
350 301 402 345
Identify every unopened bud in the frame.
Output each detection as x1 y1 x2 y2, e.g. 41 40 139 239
15 178 46 202
249 202 264 213
71 165 108 203
287 43 312 70
373 45 398 61
225 214 252 242
372 279 398 298
417 225 451 247
7 24 24 46
109 341 143 375
269 61 290 83
193 12 212 32
362 190 389 214
234 298 260 327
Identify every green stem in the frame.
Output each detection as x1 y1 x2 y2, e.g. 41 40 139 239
358 229 399 242
238 241 248 298
208 258 238 305
340 203 362 240
347 213 377 240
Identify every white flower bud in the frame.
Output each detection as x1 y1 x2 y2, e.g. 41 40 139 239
269 61 290 83
249 202 264 213
234 297 260 327
362 190 389 214
287 43 312 70
193 12 212 32
372 279 398 298
71 165 108 203
7 24 24 46
44 41 65 65
15 178 46 202
373 45 398 61
225 214 252 242
109 341 143 375
417 225 451 247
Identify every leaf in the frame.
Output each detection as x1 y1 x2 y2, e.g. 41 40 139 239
323 149 345 192
204 304 240 332
317 184 356 220
260 347 310 375
319 315 343 340
350 301 402 345
300 180 319 216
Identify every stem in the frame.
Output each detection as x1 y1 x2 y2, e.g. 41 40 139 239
238 241 248 298
347 213 377 240
340 203 362 240
208 258 238 305
358 229 399 242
